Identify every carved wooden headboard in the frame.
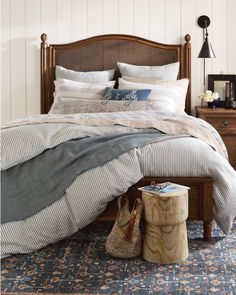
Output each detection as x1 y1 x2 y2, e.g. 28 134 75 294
40 34 191 114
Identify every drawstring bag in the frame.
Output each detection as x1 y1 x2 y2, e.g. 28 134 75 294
105 195 143 258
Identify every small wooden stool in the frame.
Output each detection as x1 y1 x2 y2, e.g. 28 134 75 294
142 187 189 264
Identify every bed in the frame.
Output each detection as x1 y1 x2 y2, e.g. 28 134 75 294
1 33 236 258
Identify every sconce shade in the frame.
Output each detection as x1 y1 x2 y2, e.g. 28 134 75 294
197 15 215 86
198 38 216 58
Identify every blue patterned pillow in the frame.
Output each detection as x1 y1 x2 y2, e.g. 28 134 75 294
103 87 151 101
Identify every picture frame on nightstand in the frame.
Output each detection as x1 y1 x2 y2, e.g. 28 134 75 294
208 74 236 106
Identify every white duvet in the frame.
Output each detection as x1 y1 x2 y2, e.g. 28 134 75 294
1 111 236 257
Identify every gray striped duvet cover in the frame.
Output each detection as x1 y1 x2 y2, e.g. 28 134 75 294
1 111 236 257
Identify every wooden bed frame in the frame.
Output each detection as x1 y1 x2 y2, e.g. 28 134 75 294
40 33 213 240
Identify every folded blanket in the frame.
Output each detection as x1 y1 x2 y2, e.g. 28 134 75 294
1 111 228 170
2 129 188 224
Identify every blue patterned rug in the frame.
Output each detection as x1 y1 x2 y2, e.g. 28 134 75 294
1 221 236 295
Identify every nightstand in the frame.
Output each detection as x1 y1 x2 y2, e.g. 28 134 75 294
196 107 236 169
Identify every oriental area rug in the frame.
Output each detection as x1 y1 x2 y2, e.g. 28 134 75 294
1 221 236 295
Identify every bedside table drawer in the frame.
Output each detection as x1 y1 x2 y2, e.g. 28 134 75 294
206 117 236 129
196 107 236 169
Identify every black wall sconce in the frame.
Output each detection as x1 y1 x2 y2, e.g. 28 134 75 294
197 15 216 86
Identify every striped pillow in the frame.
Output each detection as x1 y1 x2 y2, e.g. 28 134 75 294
118 78 189 113
54 79 116 101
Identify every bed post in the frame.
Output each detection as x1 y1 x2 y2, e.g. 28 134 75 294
41 33 48 114
184 34 191 115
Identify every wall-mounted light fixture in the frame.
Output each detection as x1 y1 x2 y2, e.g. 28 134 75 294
197 15 216 86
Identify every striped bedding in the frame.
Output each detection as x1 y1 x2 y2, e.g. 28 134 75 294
1 110 236 257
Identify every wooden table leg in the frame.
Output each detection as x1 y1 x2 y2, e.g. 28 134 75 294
203 221 212 241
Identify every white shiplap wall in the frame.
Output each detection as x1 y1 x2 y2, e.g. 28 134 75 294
1 0 236 122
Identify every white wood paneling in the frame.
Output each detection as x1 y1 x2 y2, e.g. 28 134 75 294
134 0 150 39
165 0 181 44
1 0 236 122
212 0 228 74
71 0 88 40
41 0 57 43
10 0 26 119
26 0 40 116
87 0 103 36
1 0 11 122
103 0 118 34
228 0 236 73
57 0 72 43
118 0 134 34
150 0 165 43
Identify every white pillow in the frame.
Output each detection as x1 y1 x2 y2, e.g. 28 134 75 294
56 65 115 83
54 78 116 101
117 62 180 80
49 99 169 115
119 77 189 113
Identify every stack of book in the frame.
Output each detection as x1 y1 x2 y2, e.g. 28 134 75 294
138 182 190 196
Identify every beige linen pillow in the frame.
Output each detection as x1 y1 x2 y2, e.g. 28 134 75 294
49 99 167 114
54 79 116 101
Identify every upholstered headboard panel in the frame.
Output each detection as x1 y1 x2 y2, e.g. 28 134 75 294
40 34 191 114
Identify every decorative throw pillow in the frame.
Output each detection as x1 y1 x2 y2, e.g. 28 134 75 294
117 62 180 80
49 99 171 114
54 79 116 101
56 65 115 83
118 78 189 113
103 87 151 101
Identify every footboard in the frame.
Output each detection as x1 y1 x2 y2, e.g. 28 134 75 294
97 177 213 241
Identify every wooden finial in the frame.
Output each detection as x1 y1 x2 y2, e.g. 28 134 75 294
185 34 191 43
41 33 48 48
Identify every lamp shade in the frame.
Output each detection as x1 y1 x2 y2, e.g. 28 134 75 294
198 37 216 58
